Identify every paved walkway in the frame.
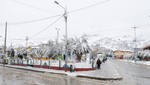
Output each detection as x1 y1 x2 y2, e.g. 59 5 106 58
0 59 122 80
76 59 122 80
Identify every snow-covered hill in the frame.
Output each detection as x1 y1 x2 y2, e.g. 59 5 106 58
89 35 149 51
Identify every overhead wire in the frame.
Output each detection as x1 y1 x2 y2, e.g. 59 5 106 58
29 14 64 39
12 0 57 13
68 0 111 13
0 0 111 26
131 24 150 39
9 14 62 25
85 23 150 36
1 0 149 42
0 14 62 26
136 31 150 38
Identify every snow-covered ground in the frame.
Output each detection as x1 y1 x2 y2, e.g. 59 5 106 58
124 59 150 66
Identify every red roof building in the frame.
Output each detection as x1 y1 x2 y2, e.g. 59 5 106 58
143 45 150 50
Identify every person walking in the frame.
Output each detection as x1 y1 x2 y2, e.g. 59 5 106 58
96 58 101 69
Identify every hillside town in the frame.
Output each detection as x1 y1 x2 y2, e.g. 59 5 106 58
0 0 150 85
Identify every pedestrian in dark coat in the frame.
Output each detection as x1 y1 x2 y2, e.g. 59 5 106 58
97 58 101 69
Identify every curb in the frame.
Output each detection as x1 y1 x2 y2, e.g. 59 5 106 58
77 75 123 80
1 65 67 76
126 60 150 66
0 64 122 80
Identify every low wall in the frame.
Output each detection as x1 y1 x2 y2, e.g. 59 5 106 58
0 59 95 71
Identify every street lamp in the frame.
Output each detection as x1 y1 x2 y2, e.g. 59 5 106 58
54 1 68 40
54 1 68 70
54 1 66 10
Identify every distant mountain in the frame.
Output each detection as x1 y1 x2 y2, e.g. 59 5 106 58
91 35 149 51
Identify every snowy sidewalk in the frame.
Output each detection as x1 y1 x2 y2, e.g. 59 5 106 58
0 59 122 80
125 60 150 66
76 59 122 80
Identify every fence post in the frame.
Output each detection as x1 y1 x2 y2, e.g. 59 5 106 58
27 59 29 66
92 59 94 68
59 60 61 69
18 59 19 65
22 59 23 66
33 58 34 67
49 58 50 69
40 58 42 68
14 59 15 65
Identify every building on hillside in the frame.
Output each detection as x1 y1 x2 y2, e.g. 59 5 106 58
113 50 133 59
143 45 150 50
123 50 133 59
140 45 150 61
113 50 123 59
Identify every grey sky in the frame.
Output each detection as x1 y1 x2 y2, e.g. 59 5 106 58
0 0 150 46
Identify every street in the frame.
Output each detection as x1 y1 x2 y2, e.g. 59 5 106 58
0 66 112 85
111 59 150 85
0 0 150 85
0 59 150 85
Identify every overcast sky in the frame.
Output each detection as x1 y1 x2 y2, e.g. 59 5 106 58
0 0 150 47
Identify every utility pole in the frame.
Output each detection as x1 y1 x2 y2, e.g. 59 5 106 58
133 26 137 43
55 28 60 45
132 26 138 59
26 36 29 48
54 1 69 71
4 22 7 59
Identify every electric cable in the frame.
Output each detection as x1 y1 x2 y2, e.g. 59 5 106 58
0 0 111 26
12 0 57 13
29 14 64 39
68 0 111 13
9 14 62 25
0 14 62 26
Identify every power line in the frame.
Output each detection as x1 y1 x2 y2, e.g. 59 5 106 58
137 31 150 39
85 23 150 36
13 0 110 14
68 0 111 13
10 14 62 25
29 15 64 39
13 0 57 13
0 14 62 26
